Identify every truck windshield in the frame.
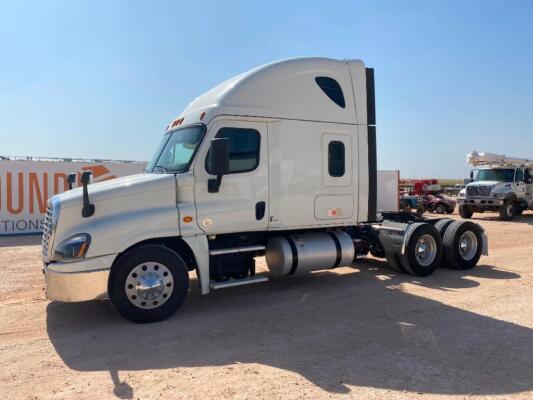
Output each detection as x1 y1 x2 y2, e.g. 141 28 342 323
475 168 515 182
146 125 205 173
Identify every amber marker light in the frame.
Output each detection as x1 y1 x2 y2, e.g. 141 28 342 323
183 216 193 223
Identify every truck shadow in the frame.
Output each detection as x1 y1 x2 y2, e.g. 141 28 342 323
467 211 533 225
46 262 531 397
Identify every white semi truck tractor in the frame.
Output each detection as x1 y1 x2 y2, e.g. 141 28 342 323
458 151 533 220
42 58 488 323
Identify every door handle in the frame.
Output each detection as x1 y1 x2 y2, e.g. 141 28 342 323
256 201 266 220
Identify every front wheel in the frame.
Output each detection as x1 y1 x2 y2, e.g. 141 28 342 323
499 200 515 220
459 204 474 219
108 245 189 323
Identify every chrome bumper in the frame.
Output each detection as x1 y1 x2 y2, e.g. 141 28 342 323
457 197 503 206
44 254 115 302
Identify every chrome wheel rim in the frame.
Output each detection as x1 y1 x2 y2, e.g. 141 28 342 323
459 231 478 261
414 234 437 267
125 262 174 309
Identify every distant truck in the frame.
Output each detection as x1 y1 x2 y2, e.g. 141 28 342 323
42 58 488 323
458 151 533 220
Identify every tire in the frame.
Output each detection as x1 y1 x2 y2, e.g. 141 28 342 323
416 204 425 216
369 241 385 258
446 205 455 214
433 218 454 237
398 223 442 277
499 200 515 221
435 203 446 214
459 204 474 219
442 220 483 270
108 245 189 323
385 252 404 273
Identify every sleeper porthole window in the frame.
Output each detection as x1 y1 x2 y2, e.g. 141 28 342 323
315 76 346 108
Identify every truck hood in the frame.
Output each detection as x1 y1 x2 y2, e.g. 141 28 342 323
468 181 499 187
56 173 176 209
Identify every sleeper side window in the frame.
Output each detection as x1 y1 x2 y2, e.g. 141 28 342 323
206 127 260 174
328 141 345 177
315 76 346 108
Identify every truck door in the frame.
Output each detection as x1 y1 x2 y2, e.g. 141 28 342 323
515 168 527 200
193 119 269 234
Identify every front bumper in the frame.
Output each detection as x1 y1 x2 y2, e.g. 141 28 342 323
457 197 504 206
44 254 115 302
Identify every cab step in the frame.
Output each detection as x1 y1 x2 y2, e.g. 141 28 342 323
209 245 265 256
209 276 268 290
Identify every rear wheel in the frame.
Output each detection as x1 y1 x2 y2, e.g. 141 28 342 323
399 223 442 277
499 200 515 220
459 204 474 219
442 221 483 270
109 245 189 323
434 218 454 237
435 203 446 214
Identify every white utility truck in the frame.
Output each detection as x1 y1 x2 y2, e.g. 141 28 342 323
458 151 533 220
43 58 488 323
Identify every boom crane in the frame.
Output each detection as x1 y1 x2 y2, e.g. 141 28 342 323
467 151 533 167
458 151 533 220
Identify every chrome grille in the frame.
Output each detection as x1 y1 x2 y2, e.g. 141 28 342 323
466 186 492 197
42 202 53 260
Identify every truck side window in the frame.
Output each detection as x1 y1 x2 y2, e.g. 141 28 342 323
525 169 532 183
328 141 345 177
516 168 524 182
206 127 260 174
315 77 345 108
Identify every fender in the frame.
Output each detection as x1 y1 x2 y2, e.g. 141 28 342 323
503 192 518 204
181 235 210 295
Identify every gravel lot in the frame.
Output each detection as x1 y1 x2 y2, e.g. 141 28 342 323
1 212 532 400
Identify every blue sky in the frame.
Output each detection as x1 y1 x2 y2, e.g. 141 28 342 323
1 0 532 178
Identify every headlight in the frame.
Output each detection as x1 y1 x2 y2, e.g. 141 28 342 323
494 192 506 199
53 234 91 261
459 189 466 197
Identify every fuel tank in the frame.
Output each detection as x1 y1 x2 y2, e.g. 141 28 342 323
265 231 354 275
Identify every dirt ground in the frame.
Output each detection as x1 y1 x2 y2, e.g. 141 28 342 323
1 211 532 400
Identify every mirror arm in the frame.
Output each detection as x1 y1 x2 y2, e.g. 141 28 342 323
208 174 223 193
67 173 76 190
80 171 95 218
